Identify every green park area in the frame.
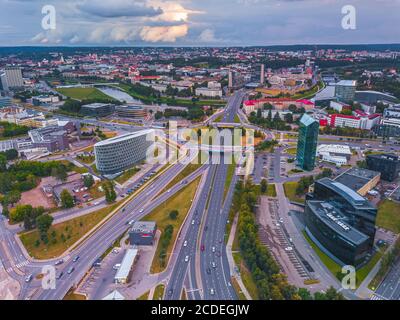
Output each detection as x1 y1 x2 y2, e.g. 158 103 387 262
376 200 400 234
232 252 259 300
114 167 141 185
56 87 112 101
153 284 165 300
145 177 201 274
20 203 120 260
283 182 305 204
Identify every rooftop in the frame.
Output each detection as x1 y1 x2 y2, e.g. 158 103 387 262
336 80 357 87
335 168 380 193
131 221 156 234
94 129 154 147
308 201 369 245
299 113 318 127
114 248 138 281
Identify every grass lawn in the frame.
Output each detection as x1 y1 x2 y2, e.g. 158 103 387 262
285 147 297 155
266 184 277 197
56 87 113 101
181 288 187 300
302 231 342 278
63 290 86 300
232 252 259 300
234 115 241 123
114 167 141 185
20 203 120 260
303 231 385 287
288 169 304 175
376 200 400 234
162 163 201 193
224 163 236 200
88 183 105 199
91 163 100 175
283 182 305 204
153 284 165 300
137 291 150 300
76 155 95 165
58 160 89 174
231 277 247 300
145 177 201 274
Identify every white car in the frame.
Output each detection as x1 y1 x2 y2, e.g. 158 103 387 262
212 246 216 253
183 241 188 247
191 220 195 225
139 209 144 213
185 256 189 263
113 264 121 270
285 247 293 252
210 289 215 295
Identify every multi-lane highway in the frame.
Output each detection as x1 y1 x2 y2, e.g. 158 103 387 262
0 150 202 300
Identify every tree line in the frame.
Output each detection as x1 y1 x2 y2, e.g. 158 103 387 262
232 179 343 300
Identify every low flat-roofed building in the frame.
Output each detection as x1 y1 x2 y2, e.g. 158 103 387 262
366 153 400 182
335 167 381 196
114 248 139 284
115 105 147 119
129 221 157 246
80 103 115 117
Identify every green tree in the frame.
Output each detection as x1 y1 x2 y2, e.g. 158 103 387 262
103 181 117 204
4 190 21 208
0 154 7 172
36 214 54 244
83 174 95 189
169 210 179 220
60 189 74 209
260 179 268 194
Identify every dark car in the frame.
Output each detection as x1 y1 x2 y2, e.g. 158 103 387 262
168 289 173 297
206 268 211 275
73 256 80 263
56 272 64 280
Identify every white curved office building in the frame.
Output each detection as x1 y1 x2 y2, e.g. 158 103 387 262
94 130 155 175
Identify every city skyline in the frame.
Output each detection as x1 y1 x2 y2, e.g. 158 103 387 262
1 0 400 46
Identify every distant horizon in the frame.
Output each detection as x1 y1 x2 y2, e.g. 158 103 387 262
1 0 399 46
1 43 400 49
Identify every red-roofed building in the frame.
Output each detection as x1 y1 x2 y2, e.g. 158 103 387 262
242 98 314 114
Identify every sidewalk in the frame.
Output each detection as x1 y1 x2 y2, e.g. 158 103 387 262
226 213 252 300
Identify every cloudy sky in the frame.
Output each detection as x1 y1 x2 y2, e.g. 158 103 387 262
0 0 399 46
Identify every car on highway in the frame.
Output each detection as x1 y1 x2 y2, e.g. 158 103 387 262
139 209 144 213
73 256 80 262
25 274 33 283
183 240 188 247
56 272 64 280
206 268 211 275
67 267 75 274
212 246 216 253
285 247 293 252
211 261 217 268
210 289 215 296
191 220 195 225
128 220 135 226
168 289 173 297
55 259 64 266
185 256 189 263
201 245 205 252
113 264 121 270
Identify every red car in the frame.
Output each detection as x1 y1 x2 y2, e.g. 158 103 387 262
201 245 205 252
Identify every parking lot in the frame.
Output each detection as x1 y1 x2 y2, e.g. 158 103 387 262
257 196 312 287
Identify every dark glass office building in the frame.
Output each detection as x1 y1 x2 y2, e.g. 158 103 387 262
305 201 370 266
305 178 377 266
366 153 400 182
296 114 319 171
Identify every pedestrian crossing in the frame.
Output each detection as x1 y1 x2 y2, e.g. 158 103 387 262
370 294 386 300
5 260 30 273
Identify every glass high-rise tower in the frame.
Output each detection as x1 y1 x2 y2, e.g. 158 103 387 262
296 114 319 171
